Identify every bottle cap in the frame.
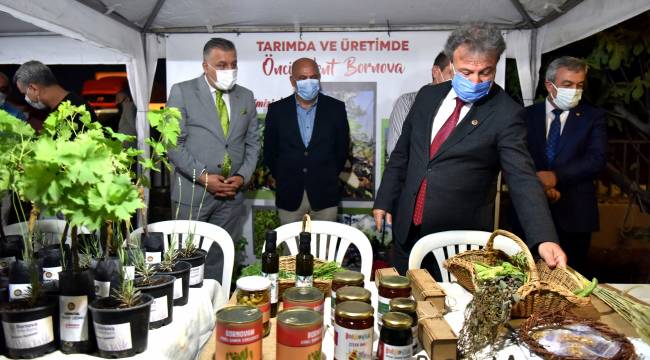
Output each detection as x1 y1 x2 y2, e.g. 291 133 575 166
265 230 277 250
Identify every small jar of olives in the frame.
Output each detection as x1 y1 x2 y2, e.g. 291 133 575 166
236 276 272 337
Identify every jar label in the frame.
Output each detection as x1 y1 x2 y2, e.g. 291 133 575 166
262 272 278 304
8 283 31 301
94 280 111 298
42 266 62 282
0 256 16 270
2 316 54 349
173 277 183 299
334 324 373 359
60 295 89 342
295 275 313 287
412 325 421 353
150 295 169 322
94 322 132 351
123 266 135 280
377 295 391 321
377 341 412 360
145 251 161 265
258 302 270 324
189 264 204 285
277 325 322 358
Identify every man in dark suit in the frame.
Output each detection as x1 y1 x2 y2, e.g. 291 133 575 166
264 58 350 224
373 23 567 276
522 56 607 273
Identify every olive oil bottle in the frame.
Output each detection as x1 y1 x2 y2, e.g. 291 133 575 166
261 230 279 317
295 232 314 287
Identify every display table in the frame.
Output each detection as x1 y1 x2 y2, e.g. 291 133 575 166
0 280 222 360
201 282 650 359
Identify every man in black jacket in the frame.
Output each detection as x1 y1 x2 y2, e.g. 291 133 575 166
264 58 350 224
373 24 567 275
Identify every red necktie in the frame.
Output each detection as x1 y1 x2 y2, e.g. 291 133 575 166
412 97 466 226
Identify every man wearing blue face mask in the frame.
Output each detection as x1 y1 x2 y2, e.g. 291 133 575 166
515 57 607 273
374 23 567 277
264 58 350 224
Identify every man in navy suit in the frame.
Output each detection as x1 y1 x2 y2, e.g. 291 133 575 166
523 56 607 272
264 58 350 225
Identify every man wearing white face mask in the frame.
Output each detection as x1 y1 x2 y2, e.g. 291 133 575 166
519 56 607 273
263 58 350 224
167 38 260 280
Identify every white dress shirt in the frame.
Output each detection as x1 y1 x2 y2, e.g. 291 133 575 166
545 98 569 138
430 88 472 142
204 75 231 119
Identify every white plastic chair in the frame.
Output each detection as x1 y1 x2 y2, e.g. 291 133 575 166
264 221 373 280
3 220 92 250
408 230 523 282
129 220 234 305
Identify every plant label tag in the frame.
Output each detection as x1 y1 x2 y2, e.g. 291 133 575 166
189 264 204 286
94 322 132 351
123 266 135 280
0 256 16 271
150 295 168 322
9 284 31 301
60 295 89 342
173 278 183 299
2 316 54 349
145 252 161 265
42 266 62 282
94 280 111 298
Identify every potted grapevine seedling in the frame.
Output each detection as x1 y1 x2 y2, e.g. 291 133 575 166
155 240 191 306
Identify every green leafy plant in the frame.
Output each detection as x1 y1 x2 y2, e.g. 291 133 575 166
158 240 178 272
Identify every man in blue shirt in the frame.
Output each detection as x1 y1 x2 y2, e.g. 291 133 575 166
264 58 350 224
0 72 26 121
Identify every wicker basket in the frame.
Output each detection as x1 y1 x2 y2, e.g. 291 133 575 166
443 229 590 318
519 311 636 360
278 255 332 298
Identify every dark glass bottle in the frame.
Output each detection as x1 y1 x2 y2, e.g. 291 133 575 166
295 232 313 287
261 230 279 317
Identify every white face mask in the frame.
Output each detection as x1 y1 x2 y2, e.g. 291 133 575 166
0 92 6 106
212 68 237 91
551 83 582 110
24 90 47 110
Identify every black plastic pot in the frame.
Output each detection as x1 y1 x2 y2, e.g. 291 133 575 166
0 297 59 359
58 269 95 354
0 235 23 276
93 258 122 299
140 232 164 265
177 249 207 288
134 275 174 329
89 293 153 358
155 261 191 306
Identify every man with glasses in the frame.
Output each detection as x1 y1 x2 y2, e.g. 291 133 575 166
167 38 260 277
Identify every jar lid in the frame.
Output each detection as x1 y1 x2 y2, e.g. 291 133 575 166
217 305 261 324
382 312 413 329
335 300 374 320
277 307 323 328
283 286 324 302
333 270 364 284
236 276 271 291
379 275 411 289
389 297 417 313
336 286 371 302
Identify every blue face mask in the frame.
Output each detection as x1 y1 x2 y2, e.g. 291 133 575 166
451 64 492 103
295 78 320 101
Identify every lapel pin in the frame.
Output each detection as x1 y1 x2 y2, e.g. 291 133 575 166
576 112 581 117
471 119 479 126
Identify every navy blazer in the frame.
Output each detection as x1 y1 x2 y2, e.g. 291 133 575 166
525 101 607 232
375 82 558 249
263 93 350 211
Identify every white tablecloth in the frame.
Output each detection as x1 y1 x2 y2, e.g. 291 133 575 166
319 282 650 360
0 280 222 360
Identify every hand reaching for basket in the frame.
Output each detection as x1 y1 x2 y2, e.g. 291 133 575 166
538 242 567 269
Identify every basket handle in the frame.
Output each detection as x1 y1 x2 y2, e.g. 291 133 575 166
302 214 311 233
486 229 539 282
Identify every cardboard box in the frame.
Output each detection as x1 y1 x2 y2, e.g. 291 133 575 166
417 301 457 360
407 268 446 312
374 267 401 287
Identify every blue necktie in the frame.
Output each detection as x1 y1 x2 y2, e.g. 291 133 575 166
546 108 563 167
